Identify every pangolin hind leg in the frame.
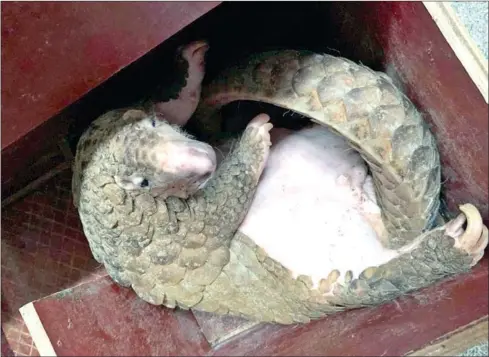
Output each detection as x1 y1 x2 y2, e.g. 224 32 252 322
236 124 486 301
195 203 487 324
323 204 488 309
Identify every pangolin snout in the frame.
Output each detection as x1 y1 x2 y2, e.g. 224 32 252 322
155 140 217 178
188 142 217 175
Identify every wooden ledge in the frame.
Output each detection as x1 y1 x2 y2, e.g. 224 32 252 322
407 316 488 356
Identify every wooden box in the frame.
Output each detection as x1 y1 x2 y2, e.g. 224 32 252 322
2 2 487 356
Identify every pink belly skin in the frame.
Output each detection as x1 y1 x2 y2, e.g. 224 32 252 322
238 125 398 286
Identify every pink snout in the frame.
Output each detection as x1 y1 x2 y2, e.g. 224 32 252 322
163 141 217 178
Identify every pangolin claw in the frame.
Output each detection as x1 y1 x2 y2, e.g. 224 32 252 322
450 203 488 265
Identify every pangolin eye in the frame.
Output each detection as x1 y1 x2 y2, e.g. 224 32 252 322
140 179 149 188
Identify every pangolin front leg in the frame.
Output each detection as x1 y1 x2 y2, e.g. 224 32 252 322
202 113 273 238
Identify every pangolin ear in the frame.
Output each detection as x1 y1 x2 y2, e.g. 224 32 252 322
121 109 148 122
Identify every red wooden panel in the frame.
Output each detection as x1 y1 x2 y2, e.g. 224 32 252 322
27 276 211 356
331 2 489 222
1 1 220 150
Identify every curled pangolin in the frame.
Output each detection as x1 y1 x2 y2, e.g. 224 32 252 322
72 41 488 324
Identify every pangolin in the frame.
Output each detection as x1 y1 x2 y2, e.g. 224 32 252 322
72 41 488 324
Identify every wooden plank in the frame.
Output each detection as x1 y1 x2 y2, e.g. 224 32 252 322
20 276 211 356
423 2 488 103
20 303 57 357
407 317 488 356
